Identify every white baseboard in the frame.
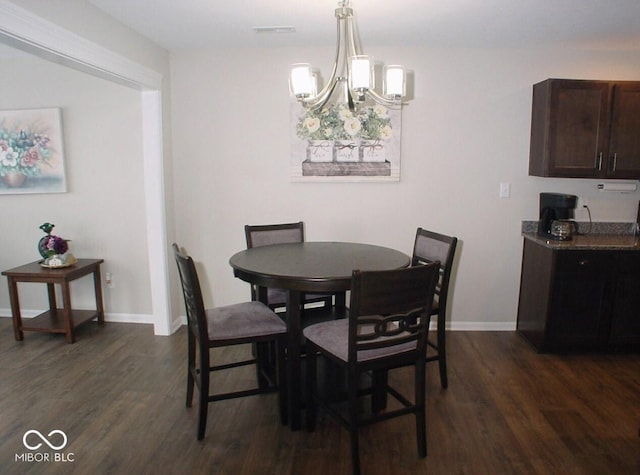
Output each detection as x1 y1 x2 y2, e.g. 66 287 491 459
0 309 154 325
448 321 517 331
0 310 516 332
103 313 155 325
171 316 187 334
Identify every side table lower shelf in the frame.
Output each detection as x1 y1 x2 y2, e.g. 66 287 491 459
21 309 102 335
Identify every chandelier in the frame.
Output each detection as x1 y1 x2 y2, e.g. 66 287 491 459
289 1 406 112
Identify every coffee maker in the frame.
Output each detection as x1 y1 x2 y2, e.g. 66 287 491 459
537 192 578 239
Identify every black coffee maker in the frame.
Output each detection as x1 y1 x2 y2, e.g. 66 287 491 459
537 192 578 239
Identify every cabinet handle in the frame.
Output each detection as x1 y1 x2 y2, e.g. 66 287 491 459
579 259 590 266
596 152 603 171
612 153 617 172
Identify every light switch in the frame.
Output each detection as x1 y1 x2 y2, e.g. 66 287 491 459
499 182 510 198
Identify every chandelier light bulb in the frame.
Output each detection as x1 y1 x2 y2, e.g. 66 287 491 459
290 63 316 98
349 55 373 93
384 65 406 99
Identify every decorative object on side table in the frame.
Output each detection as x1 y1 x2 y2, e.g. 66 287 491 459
37 222 77 268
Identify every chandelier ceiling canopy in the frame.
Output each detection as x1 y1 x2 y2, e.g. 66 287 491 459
289 1 407 112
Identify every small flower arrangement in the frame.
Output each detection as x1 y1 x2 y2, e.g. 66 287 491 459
38 222 76 267
42 235 69 256
0 126 53 178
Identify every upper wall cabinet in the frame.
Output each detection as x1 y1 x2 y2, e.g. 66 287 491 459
529 78 640 179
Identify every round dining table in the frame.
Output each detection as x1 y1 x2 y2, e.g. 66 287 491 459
229 241 410 430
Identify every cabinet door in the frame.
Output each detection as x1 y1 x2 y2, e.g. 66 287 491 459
546 80 610 177
547 252 612 349
606 83 640 178
609 253 640 348
516 239 554 350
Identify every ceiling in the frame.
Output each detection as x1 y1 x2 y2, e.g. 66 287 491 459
83 0 640 52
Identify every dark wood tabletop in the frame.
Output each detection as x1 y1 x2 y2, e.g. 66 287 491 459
2 258 104 279
229 241 410 292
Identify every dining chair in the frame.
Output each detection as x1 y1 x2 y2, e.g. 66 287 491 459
412 228 458 389
371 228 458 412
244 221 335 312
173 243 288 440
303 263 440 475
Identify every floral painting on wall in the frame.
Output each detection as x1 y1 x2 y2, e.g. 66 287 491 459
0 108 66 194
290 103 401 182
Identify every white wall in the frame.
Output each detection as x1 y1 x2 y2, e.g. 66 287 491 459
0 54 153 319
1 0 179 332
9 0 167 74
170 45 640 329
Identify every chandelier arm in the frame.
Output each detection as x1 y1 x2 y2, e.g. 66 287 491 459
345 15 355 88
299 7 343 110
345 11 368 103
301 77 335 110
348 11 364 56
347 87 355 111
366 89 403 109
307 79 340 112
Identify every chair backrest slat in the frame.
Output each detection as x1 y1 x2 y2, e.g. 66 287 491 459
348 263 439 362
245 222 304 248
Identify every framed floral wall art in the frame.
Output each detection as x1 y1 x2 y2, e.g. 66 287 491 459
290 103 401 182
0 108 67 194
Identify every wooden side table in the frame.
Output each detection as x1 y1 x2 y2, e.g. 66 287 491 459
2 258 105 343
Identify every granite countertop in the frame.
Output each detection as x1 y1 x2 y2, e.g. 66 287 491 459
523 232 640 250
521 221 640 250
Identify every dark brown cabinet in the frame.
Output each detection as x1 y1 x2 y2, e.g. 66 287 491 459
529 79 640 179
517 238 640 352
609 253 640 347
545 252 612 349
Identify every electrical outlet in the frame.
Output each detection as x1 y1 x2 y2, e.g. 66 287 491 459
581 201 593 223
105 272 115 289
577 197 590 218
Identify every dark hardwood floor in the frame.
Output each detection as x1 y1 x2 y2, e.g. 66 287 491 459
0 318 638 475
